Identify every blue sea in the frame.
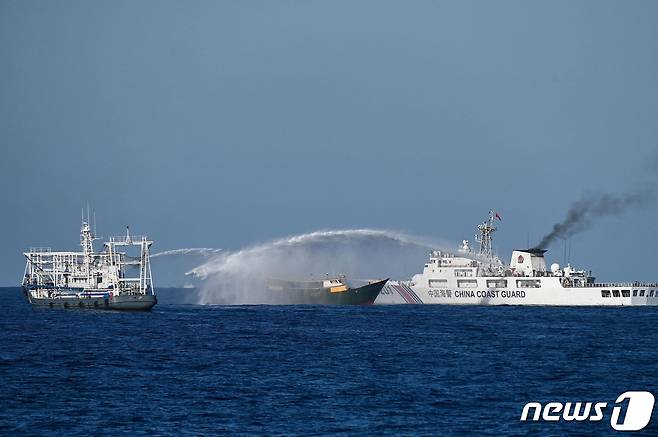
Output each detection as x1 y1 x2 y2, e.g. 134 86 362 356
1 287 657 436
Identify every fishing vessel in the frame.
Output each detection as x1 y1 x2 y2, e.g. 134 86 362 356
378 211 658 306
22 216 157 310
267 276 387 305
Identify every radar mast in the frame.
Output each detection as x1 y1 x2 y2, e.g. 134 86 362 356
476 210 500 259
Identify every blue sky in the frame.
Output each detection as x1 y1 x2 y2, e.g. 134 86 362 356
1 0 657 285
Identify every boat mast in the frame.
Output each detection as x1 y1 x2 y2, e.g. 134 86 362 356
80 212 96 284
476 210 498 259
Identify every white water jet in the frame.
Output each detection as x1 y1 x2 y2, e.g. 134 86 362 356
186 229 454 305
151 248 223 258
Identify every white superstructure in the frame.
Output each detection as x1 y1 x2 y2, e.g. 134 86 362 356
22 215 157 310
379 211 658 306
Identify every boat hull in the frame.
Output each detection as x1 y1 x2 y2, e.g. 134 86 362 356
23 287 157 311
267 279 387 305
379 280 658 306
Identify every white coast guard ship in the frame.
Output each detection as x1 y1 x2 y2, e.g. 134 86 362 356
22 216 157 310
378 211 658 306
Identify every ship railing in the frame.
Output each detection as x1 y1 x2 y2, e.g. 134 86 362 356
28 247 52 253
107 235 148 244
580 282 658 288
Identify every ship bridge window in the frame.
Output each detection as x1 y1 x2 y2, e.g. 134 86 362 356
487 279 507 288
612 290 620 297
622 290 630 297
429 279 448 288
457 279 478 288
649 290 655 297
633 290 638 297
601 290 611 298
455 269 473 277
516 279 540 288
640 290 645 297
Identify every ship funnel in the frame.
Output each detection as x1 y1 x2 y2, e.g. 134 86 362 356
510 249 548 276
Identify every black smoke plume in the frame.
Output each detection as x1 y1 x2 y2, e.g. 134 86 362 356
534 190 655 249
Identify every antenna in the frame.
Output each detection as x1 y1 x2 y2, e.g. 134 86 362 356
563 238 567 266
93 211 97 236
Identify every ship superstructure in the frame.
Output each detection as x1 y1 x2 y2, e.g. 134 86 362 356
22 217 157 310
378 211 658 306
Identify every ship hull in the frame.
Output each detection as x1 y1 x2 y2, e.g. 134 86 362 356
23 287 157 311
268 279 387 305
380 280 658 306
